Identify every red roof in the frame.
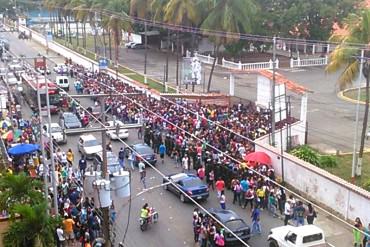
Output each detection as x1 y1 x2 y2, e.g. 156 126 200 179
258 70 310 95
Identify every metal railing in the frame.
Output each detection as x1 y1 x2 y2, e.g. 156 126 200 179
222 58 279 70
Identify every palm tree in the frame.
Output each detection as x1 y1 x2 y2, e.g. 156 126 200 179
72 0 94 49
164 0 198 87
326 10 370 177
0 174 44 211
130 0 152 84
106 0 131 66
201 0 257 92
3 203 60 247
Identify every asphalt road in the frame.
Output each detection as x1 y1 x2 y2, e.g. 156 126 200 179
1 32 354 247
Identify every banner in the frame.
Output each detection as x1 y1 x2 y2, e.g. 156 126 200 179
182 56 202 85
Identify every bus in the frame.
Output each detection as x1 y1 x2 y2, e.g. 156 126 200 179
21 72 61 114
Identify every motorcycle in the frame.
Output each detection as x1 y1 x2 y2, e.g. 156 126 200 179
139 207 159 231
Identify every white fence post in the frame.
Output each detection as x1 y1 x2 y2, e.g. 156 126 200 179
222 57 225 66
325 56 328 65
269 59 273 69
327 44 330 54
290 58 294 68
238 61 242 70
207 54 211 63
312 44 316 55
297 57 301 67
229 73 235 96
276 59 279 68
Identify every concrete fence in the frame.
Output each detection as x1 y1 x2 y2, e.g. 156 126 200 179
255 141 370 225
194 52 216 65
222 58 279 70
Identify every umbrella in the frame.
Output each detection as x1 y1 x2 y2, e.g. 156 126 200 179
8 143 40 156
244 151 271 165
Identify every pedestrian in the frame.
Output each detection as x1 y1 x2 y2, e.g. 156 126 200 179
284 199 293 226
354 217 363 247
79 156 87 177
293 201 305 226
306 203 317 225
215 177 225 198
197 165 205 180
182 154 189 172
363 223 370 247
219 191 226 209
251 205 262 234
243 187 254 210
268 191 277 217
214 230 225 247
159 143 166 164
256 186 265 209
138 159 146 189
207 169 215 190
128 150 135 171
56 225 65 247
199 222 208 247
232 180 242 206
106 141 112 152
118 147 125 169
276 188 286 215
62 214 75 246
66 148 74 166
137 126 143 139
193 214 201 243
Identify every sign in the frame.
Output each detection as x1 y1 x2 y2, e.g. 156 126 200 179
34 57 45 69
182 57 202 85
99 58 109 70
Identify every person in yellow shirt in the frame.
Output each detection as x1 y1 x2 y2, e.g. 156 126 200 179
256 187 265 209
63 214 75 245
66 149 74 166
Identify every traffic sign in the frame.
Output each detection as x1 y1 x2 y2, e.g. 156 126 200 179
99 58 109 70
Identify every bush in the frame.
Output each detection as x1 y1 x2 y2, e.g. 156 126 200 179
363 180 370 191
319 155 338 168
290 145 320 166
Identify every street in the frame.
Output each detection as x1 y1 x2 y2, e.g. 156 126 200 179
2 32 354 247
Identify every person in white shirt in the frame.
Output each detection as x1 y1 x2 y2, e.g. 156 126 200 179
182 155 189 172
284 200 292 225
138 159 146 189
56 225 65 247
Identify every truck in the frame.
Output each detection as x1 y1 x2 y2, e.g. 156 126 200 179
268 225 328 247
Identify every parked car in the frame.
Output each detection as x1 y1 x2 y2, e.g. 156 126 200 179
93 151 121 174
77 134 103 159
53 63 69 74
61 112 82 129
105 120 129 140
208 208 251 245
268 225 327 247
42 123 67 144
162 173 209 203
5 72 20 86
125 143 157 167
131 43 145 49
125 41 137 48
55 76 70 91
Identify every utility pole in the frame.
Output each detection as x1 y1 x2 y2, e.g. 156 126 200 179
100 96 111 247
144 21 148 85
271 36 277 146
352 50 364 179
36 72 49 204
44 56 58 214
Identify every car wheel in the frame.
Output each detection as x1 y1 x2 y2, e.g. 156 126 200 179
180 194 186 203
268 240 279 247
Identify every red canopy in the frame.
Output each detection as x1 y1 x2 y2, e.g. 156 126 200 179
244 151 271 165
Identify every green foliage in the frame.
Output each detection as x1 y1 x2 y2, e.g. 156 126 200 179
290 145 320 166
319 155 338 168
290 145 338 169
363 180 370 191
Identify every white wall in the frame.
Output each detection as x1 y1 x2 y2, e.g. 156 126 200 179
255 141 370 224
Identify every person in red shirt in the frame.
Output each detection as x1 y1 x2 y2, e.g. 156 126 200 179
197 166 205 180
215 178 225 198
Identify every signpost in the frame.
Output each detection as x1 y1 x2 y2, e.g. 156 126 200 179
99 58 109 71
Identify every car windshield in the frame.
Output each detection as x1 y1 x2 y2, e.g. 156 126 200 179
225 219 245 230
84 139 99 147
136 146 153 154
51 126 62 133
182 178 204 187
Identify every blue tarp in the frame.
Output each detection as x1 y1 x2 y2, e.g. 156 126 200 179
8 143 40 156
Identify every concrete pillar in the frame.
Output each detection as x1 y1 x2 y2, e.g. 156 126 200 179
229 73 235 96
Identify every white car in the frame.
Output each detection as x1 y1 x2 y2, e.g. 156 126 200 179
36 66 51 75
268 225 327 247
53 63 69 74
105 120 129 140
125 41 137 48
78 134 103 159
6 73 19 86
42 123 67 144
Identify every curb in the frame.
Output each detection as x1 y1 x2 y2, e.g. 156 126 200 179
337 88 366 105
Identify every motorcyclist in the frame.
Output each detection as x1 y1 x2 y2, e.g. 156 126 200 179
140 203 150 224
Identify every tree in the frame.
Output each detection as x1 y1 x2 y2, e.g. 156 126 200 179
3 203 60 247
130 0 151 84
326 10 370 177
201 0 256 92
164 0 198 86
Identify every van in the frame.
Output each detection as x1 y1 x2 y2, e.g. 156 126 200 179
55 76 70 91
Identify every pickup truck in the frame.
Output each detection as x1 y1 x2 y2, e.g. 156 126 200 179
268 225 328 247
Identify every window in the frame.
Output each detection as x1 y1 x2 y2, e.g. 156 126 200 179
302 233 323 243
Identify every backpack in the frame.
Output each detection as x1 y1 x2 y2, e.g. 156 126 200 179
216 235 225 246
